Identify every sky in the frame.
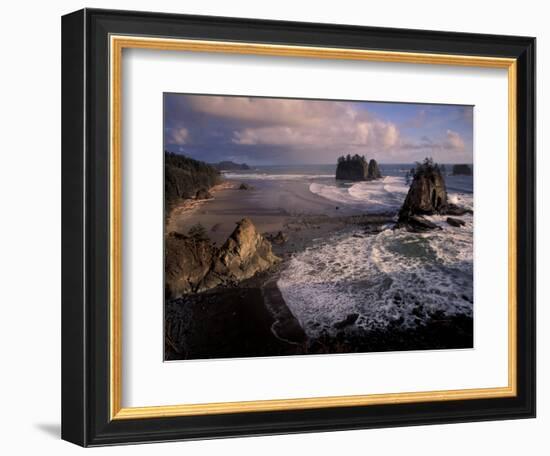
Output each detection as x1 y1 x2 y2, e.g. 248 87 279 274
164 93 473 165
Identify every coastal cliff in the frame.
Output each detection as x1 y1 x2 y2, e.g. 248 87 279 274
336 154 382 180
165 152 221 210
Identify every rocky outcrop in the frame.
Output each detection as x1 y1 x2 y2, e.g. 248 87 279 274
367 159 382 179
446 217 466 227
398 159 448 221
195 188 213 200
203 218 280 289
165 231 215 298
165 218 280 299
397 159 472 232
266 231 288 245
239 183 252 190
452 164 472 176
336 155 382 181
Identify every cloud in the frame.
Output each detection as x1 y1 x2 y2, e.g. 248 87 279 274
188 97 400 154
168 127 189 145
445 129 465 150
164 94 473 164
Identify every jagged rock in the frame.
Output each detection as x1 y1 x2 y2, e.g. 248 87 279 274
446 217 466 227
452 164 472 176
403 215 441 232
446 204 473 216
367 159 382 179
239 183 252 190
205 218 280 287
266 231 288 245
165 219 280 298
195 188 213 200
399 159 448 220
165 232 215 298
336 155 369 180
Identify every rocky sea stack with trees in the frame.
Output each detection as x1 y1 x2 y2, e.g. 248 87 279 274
335 154 382 181
398 158 472 231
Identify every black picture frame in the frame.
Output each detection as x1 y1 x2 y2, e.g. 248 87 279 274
62 8 536 447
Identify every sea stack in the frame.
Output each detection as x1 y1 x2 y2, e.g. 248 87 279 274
367 159 382 179
452 164 473 176
398 158 448 223
336 155 382 181
336 154 368 180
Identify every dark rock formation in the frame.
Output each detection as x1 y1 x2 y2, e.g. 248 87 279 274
336 154 369 180
165 231 215 298
266 231 288 245
165 218 280 299
405 215 442 232
367 159 382 179
213 161 250 171
452 164 473 176
195 188 213 200
239 182 252 190
446 205 473 216
446 217 466 227
335 155 382 180
398 158 448 221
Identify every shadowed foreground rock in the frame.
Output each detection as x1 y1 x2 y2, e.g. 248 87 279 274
165 218 280 298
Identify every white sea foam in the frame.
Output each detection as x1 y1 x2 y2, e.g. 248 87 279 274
223 172 334 180
278 219 473 337
309 176 409 212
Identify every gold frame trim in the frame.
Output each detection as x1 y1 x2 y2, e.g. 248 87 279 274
109 35 518 420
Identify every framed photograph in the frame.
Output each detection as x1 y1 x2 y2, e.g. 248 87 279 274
61 8 535 446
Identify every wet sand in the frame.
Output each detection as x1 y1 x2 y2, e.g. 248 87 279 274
166 178 350 245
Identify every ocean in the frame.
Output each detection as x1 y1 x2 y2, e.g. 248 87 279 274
223 164 474 338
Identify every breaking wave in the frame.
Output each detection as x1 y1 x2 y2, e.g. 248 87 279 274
278 218 473 338
309 176 409 212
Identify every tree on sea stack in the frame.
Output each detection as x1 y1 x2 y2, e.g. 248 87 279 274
367 159 382 179
398 158 448 221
